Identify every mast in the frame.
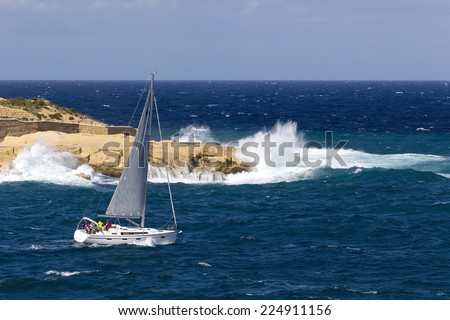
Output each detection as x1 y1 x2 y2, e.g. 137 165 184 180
140 73 155 228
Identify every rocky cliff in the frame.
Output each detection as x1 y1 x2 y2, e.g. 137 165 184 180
0 131 249 178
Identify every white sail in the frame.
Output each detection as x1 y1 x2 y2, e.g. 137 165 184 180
105 78 154 220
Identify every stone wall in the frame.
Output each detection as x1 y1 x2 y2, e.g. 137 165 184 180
0 119 135 141
0 119 39 139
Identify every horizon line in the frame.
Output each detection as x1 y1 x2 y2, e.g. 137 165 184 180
0 79 449 82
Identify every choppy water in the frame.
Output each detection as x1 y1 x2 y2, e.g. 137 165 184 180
0 80 449 299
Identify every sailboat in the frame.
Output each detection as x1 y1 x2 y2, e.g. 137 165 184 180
74 74 179 245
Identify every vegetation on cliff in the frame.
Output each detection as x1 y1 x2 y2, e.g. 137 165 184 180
0 97 106 125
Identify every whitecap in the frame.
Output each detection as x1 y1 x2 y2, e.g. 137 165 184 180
433 201 450 205
198 262 212 267
346 287 378 295
26 227 44 231
239 235 257 241
362 290 378 295
45 270 81 277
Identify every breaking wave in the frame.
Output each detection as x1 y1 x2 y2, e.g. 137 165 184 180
0 143 98 185
1 123 448 186
150 121 450 185
172 125 214 142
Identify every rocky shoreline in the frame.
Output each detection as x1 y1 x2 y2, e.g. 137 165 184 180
0 131 250 178
0 97 250 178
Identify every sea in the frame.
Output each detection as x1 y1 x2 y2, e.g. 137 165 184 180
0 80 449 300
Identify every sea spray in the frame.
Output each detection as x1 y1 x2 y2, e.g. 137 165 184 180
2 128 448 186
0 143 94 185
150 122 450 185
228 121 314 184
172 125 214 142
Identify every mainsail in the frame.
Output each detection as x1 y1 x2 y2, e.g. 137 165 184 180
105 77 154 222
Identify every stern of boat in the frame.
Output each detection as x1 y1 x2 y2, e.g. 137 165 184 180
74 229 89 243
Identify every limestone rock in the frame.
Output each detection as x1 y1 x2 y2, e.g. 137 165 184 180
0 131 250 178
75 173 92 181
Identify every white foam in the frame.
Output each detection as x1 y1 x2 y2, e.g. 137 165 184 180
149 166 225 184
150 122 450 185
0 143 96 186
45 270 99 277
3 125 448 186
337 148 449 172
198 262 212 267
130 237 156 247
225 121 316 184
45 270 81 277
172 125 214 142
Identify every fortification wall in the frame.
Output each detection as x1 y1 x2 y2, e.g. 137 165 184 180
0 119 135 141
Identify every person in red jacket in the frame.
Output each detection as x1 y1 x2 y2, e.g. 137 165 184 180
105 220 112 231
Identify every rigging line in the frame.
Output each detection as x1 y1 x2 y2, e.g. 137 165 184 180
95 191 105 215
159 216 175 230
125 77 151 135
85 190 98 212
153 96 178 229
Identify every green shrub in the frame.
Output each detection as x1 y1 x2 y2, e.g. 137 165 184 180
48 113 63 120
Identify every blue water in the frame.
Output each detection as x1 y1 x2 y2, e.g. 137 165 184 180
0 80 449 299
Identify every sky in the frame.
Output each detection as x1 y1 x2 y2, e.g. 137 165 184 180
0 0 449 80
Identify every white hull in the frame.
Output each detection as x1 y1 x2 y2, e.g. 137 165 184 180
74 226 178 246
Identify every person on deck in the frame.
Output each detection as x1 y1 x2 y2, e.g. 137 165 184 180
97 220 103 231
105 220 112 231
